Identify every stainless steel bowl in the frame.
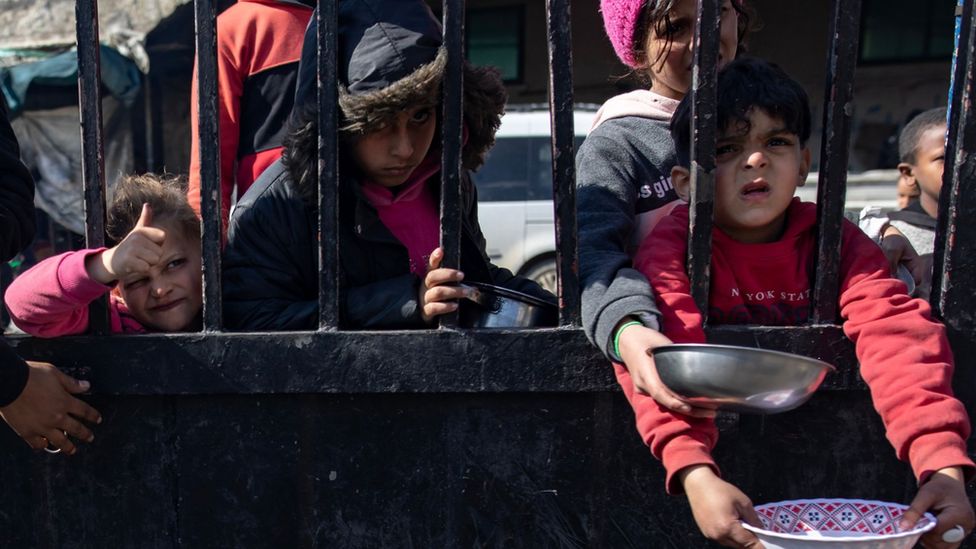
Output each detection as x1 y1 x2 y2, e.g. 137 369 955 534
651 344 836 414
457 282 557 328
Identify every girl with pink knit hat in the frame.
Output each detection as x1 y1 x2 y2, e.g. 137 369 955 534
578 0 749 409
575 0 748 525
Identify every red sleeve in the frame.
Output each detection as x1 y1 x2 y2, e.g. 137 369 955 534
838 221 974 483
617 208 718 494
188 13 244 229
5 249 111 337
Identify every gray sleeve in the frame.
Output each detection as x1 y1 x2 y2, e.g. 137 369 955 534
576 132 662 361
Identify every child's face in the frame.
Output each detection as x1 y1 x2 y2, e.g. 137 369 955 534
900 124 946 206
644 0 739 100
673 108 810 243
711 109 810 242
118 219 202 332
896 173 919 209
351 105 437 187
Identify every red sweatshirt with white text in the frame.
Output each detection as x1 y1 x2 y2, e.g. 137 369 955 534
626 199 973 493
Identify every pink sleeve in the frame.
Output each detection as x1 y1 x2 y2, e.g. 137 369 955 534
5 249 112 337
838 222 974 483
622 209 718 494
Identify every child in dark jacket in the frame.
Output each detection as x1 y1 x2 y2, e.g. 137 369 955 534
623 57 974 548
221 0 552 330
6 174 202 336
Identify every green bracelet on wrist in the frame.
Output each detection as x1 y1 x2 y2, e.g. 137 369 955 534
613 320 644 359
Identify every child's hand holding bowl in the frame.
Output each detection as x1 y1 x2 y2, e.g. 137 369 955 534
419 247 475 323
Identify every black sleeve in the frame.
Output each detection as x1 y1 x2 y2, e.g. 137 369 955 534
0 99 33 406
0 99 35 262
576 131 662 359
222 191 318 331
343 273 427 329
0 339 29 407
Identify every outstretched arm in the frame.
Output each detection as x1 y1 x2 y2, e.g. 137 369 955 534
576 134 663 358
838 222 974 544
615 211 721 493
623 209 715 417
5 250 112 337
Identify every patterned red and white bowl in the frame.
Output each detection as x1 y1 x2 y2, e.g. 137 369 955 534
741 498 936 549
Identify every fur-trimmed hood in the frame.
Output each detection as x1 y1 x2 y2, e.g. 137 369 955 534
285 0 506 197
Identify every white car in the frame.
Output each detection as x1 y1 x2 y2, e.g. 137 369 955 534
474 106 597 293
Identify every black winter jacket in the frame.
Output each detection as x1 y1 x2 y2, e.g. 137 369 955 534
222 159 551 330
222 0 552 331
0 99 36 406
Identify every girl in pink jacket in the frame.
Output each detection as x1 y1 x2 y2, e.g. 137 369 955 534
6 174 202 336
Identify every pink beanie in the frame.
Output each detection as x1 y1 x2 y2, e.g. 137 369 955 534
600 0 648 68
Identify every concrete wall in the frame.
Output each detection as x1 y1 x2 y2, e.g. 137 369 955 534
0 0 186 50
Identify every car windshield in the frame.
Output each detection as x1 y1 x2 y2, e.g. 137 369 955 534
474 135 586 202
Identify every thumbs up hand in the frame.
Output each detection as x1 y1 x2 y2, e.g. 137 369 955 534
86 203 168 285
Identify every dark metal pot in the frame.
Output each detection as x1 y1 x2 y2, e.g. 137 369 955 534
457 282 557 328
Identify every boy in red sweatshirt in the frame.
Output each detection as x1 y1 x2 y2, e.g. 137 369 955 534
620 57 975 548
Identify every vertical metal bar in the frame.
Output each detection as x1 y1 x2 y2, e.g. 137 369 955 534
933 0 976 326
438 0 464 329
686 0 721 319
810 0 861 324
317 4 340 330
76 0 109 334
194 0 222 331
545 0 580 327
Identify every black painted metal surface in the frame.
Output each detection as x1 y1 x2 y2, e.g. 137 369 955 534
545 0 580 327
438 0 464 329
810 0 861 324
317 2 340 331
76 0 109 334
193 0 222 331
934 0 976 331
6 326 863 396
687 0 720 319
0 337 951 548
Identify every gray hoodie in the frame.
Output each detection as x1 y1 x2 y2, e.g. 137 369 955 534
576 89 682 360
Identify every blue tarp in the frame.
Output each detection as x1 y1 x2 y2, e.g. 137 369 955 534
0 45 141 117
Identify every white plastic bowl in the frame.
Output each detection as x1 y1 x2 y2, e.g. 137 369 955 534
742 498 936 549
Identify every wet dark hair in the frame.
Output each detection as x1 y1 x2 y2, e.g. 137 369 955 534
898 106 947 164
106 173 200 247
631 0 754 84
670 56 811 167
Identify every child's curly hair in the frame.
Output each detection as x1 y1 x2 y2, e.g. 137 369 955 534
106 174 201 247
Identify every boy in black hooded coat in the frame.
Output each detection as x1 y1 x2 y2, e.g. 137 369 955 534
222 0 553 330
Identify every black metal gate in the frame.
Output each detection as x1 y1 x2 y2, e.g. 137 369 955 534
2 0 976 547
